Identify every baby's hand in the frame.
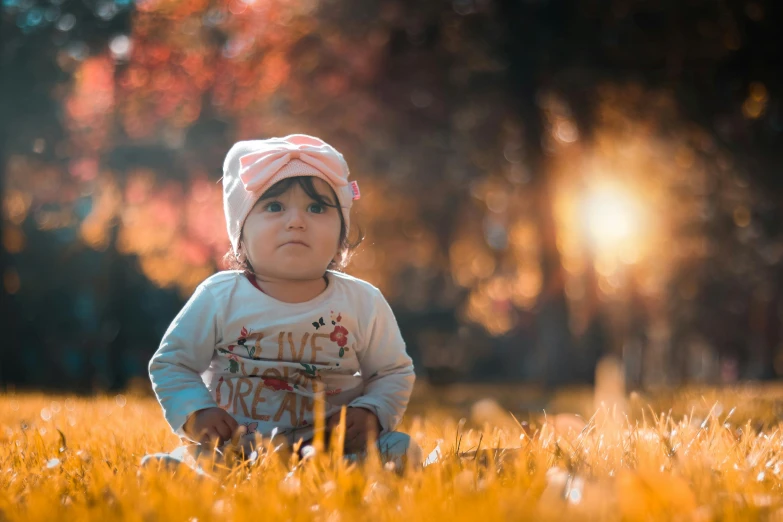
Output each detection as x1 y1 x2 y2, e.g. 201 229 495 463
183 407 240 446
327 407 381 453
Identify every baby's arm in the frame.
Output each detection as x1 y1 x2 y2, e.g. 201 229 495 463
348 289 415 434
148 284 222 439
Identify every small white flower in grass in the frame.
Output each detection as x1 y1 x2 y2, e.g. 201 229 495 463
566 477 585 505
363 482 391 503
300 445 317 460
453 469 474 493
321 481 337 495
280 472 300 496
46 458 61 469
212 500 226 515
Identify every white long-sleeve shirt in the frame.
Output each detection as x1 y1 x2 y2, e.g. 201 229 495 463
148 270 415 443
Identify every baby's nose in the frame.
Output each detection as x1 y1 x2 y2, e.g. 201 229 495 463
286 208 306 228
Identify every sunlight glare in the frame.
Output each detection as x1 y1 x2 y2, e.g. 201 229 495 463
583 184 642 253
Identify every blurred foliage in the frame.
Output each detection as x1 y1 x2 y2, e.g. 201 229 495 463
1 0 782 390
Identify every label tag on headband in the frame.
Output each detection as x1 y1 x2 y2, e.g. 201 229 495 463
350 180 361 200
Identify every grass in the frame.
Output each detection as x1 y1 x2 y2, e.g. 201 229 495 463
3 383 783 521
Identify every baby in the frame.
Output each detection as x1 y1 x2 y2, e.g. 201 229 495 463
144 134 419 470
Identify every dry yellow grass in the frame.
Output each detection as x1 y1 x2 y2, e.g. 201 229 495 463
3 384 783 521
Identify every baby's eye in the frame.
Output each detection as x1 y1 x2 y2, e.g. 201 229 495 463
308 203 325 214
265 201 283 212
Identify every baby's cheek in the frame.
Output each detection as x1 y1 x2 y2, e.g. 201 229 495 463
314 233 339 255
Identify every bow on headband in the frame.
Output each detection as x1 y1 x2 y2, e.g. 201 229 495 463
237 136 349 193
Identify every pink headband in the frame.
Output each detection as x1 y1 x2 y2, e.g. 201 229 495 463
222 134 359 255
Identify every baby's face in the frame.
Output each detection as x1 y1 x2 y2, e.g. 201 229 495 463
241 177 341 281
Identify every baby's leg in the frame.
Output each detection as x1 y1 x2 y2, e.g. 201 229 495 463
140 433 293 474
345 431 423 471
139 444 219 476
